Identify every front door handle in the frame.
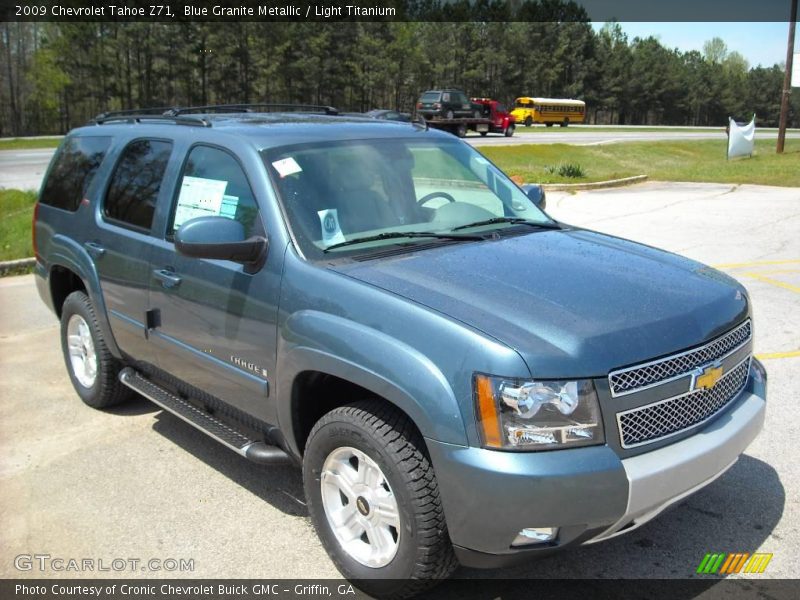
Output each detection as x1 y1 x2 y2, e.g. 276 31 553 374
152 268 182 289
84 241 106 259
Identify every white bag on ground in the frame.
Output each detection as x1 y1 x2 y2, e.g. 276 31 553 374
728 115 755 159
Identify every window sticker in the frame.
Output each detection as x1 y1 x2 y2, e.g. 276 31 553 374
272 157 302 178
317 208 346 246
174 176 228 230
219 194 239 219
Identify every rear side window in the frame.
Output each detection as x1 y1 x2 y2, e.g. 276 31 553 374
170 145 260 237
39 136 111 211
104 139 172 231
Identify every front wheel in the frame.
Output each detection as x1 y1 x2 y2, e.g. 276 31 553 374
303 402 457 599
524 116 532 127
505 124 515 137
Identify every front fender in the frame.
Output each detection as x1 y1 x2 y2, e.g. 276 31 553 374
48 234 122 359
276 310 467 456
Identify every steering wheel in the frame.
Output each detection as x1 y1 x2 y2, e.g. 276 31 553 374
417 191 456 207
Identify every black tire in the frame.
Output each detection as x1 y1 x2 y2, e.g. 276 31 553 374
455 123 467 138
524 116 532 127
480 131 488 137
560 119 569 127
545 122 554 128
60 291 132 409
444 110 454 120
303 401 457 599
472 109 482 119
505 124 515 137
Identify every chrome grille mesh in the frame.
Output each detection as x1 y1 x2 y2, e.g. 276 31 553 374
617 358 750 448
609 320 751 396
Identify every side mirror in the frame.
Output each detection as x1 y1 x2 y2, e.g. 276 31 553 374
522 184 547 211
175 216 267 266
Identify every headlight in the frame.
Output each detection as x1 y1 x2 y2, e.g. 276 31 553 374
475 374 604 450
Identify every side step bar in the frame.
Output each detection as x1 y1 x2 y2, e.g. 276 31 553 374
119 367 292 465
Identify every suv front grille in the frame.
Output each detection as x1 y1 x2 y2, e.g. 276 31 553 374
608 320 751 396
616 357 750 448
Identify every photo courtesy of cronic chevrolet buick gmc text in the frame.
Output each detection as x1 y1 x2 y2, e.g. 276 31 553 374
33 104 767 599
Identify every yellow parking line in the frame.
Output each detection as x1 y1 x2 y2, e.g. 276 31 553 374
743 272 800 295
756 350 800 360
748 269 800 275
714 259 800 269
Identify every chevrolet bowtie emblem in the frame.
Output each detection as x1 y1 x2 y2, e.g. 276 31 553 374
692 363 724 391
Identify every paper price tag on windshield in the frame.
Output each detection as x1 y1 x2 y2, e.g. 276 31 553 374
272 157 302 178
174 176 229 229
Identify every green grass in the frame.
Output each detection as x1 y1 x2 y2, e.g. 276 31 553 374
0 137 62 151
513 126 725 134
0 189 37 261
483 138 800 186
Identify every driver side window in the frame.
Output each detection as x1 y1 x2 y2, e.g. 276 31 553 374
170 146 261 238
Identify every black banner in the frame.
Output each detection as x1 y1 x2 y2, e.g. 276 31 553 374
1 0 798 23
3 579 800 600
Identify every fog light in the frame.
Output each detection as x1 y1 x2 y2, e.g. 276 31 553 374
511 527 558 547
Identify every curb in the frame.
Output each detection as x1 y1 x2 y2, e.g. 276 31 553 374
0 257 35 275
542 174 648 191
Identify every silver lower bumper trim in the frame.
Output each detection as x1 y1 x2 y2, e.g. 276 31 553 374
585 389 765 544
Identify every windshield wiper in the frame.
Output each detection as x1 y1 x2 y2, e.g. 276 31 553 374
451 217 562 232
322 230 484 253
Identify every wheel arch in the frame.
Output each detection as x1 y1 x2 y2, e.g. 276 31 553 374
47 234 122 358
276 311 468 457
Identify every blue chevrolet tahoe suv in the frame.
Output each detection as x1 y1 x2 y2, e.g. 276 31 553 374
34 105 767 598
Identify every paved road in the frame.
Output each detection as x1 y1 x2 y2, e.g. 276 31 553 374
1 182 797 588
0 148 53 190
4 127 799 190
471 127 800 146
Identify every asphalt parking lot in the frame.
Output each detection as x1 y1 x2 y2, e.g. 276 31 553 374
1 182 797 586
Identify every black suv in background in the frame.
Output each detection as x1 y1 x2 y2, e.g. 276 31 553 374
416 89 482 119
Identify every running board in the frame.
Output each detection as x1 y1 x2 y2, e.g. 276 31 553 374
119 367 291 465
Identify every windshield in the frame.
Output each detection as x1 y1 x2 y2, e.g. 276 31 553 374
514 99 533 108
420 92 441 103
262 137 553 259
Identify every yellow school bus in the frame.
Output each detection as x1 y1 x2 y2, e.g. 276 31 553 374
511 97 586 127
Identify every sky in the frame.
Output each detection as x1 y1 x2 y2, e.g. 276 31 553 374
590 22 798 68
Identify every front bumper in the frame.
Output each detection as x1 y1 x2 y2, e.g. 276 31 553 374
427 364 766 568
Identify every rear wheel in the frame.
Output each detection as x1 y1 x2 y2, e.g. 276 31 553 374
455 123 467 138
480 131 488 137
60 291 132 408
545 122 554 128
560 118 569 127
473 109 482 119
303 401 457 599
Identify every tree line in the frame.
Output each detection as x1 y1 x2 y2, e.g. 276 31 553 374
1 19 797 136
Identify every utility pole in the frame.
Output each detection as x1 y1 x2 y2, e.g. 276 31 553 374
777 0 798 153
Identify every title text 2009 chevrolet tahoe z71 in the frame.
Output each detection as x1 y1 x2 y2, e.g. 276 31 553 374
34 105 766 598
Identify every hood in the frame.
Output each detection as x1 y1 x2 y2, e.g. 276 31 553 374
334 229 749 378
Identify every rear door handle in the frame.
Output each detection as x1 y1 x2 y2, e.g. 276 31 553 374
84 241 106 259
152 269 182 289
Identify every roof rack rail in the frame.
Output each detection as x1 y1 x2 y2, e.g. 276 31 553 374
163 103 339 116
90 113 212 128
